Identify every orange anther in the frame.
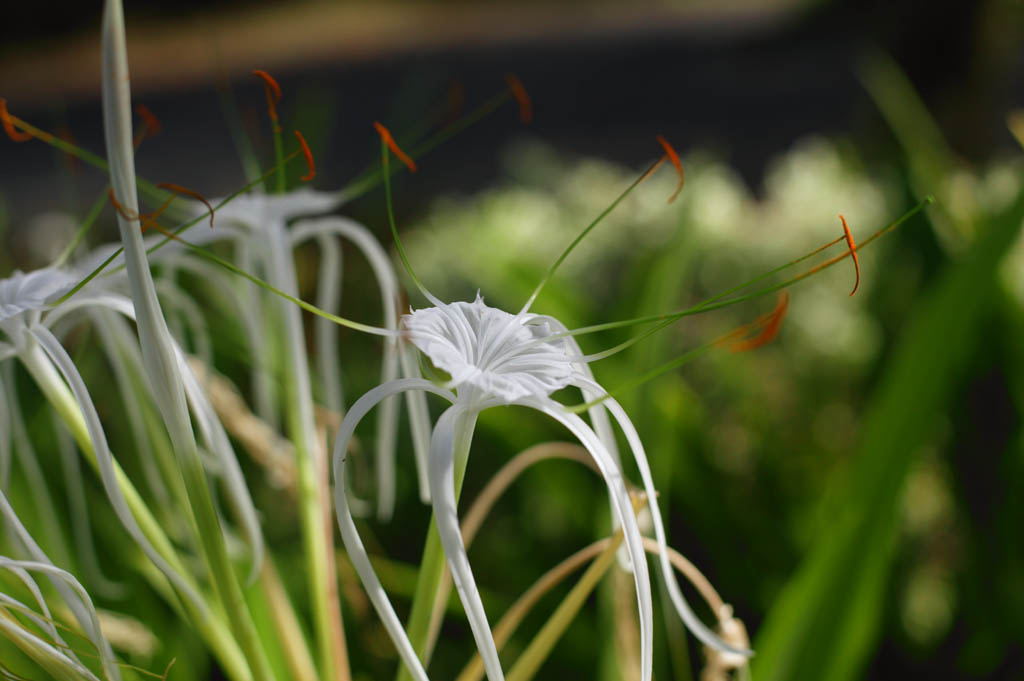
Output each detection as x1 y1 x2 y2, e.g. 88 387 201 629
840 214 860 296
156 182 216 228
108 188 175 233
252 69 282 123
373 121 417 173
107 188 135 221
656 135 685 203
0 99 32 142
293 129 315 182
730 292 790 353
133 103 162 147
504 73 532 124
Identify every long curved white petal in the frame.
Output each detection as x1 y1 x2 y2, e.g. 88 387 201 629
293 216 420 521
27 326 205 613
0 490 120 681
63 294 265 582
530 315 621 466
87 308 173 510
3 363 72 567
0 613 102 681
399 342 434 503
0 377 10 490
332 379 455 681
574 377 752 658
311 232 345 413
427 405 506 680
176 347 265 584
517 396 654 681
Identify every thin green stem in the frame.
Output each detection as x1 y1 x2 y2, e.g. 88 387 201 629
380 139 433 301
52 191 108 269
564 196 934 343
521 158 661 314
338 90 511 205
505 535 623 681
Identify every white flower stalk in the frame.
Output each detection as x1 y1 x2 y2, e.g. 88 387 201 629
175 187 430 519
101 4 274 680
333 134 751 681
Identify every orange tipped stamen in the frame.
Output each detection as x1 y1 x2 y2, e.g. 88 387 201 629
108 188 176 234
107 188 135 222
504 73 532 124
729 292 790 352
373 121 417 173
252 69 282 124
1 99 32 142
840 214 860 296
293 130 315 182
133 103 162 147
157 182 216 228
656 135 685 203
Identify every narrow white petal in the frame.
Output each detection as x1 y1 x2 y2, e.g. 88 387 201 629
0 491 120 681
575 377 752 658
400 343 434 503
428 406 505 681
177 347 265 584
27 326 205 613
293 216 412 520
0 613 102 681
0 378 10 489
332 379 455 681
519 396 654 681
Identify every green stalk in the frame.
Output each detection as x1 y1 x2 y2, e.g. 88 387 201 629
506 534 622 681
266 220 348 681
287 395 348 681
396 412 477 681
19 346 253 681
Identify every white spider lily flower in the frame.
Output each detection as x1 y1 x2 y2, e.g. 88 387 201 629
0 488 120 681
0 263 212 610
167 176 430 518
333 292 750 681
0 268 77 352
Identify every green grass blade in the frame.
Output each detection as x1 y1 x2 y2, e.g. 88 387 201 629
751 189 1024 681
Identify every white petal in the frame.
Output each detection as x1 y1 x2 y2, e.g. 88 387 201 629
26 326 205 614
0 269 77 322
332 379 455 681
574 377 752 658
518 396 654 681
177 347 265 584
404 297 575 403
292 216 407 521
0 490 120 681
427 406 504 681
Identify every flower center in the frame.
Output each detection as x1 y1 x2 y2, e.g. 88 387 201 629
403 294 576 403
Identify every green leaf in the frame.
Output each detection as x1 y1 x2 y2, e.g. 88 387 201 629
752 187 1024 681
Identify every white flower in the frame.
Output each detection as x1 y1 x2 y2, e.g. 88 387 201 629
333 290 749 681
403 293 575 403
0 268 76 346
